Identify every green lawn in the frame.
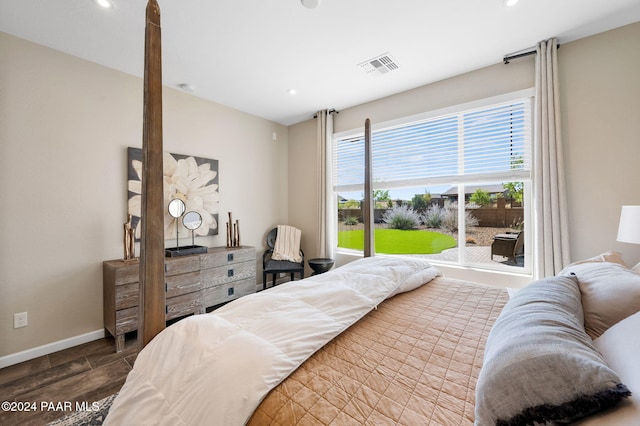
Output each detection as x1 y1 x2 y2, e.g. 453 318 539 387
337 229 457 254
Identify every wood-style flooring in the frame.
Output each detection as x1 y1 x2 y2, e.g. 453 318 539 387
0 335 137 426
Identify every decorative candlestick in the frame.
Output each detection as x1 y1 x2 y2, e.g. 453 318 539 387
226 212 241 247
123 214 136 261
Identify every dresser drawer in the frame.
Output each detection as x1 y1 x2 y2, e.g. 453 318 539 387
201 261 255 289
113 270 201 310
165 256 200 276
115 282 139 310
166 292 201 320
201 278 255 307
104 260 139 286
200 247 256 270
115 306 138 335
166 270 201 298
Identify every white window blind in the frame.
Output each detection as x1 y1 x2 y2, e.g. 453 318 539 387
334 97 532 192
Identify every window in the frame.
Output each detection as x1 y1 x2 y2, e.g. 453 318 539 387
333 90 533 272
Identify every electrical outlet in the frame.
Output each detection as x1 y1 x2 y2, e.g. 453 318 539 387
14 312 28 328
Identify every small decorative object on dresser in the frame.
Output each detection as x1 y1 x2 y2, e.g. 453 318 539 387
103 246 256 352
123 215 138 262
123 214 136 262
164 197 207 257
226 211 241 248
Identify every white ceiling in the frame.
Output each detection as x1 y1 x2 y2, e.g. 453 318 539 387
2 0 639 126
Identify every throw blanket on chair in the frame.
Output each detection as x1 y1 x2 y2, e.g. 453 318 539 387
272 225 302 262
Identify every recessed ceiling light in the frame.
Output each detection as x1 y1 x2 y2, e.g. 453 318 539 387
301 0 320 9
503 0 519 6
93 0 115 9
287 89 297 95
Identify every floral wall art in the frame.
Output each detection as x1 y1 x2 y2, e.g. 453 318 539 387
127 147 219 241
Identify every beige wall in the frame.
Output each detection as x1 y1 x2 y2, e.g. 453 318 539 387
0 33 289 359
560 22 640 265
288 22 640 286
287 118 319 274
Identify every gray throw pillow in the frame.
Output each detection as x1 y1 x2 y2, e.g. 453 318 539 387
475 275 630 425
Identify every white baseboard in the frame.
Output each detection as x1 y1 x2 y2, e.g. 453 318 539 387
0 329 105 369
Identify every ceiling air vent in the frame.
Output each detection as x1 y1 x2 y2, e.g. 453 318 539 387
358 53 399 75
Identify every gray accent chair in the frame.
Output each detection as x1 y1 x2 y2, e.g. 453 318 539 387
262 227 304 290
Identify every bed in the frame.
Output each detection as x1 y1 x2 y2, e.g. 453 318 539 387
103 252 640 425
105 256 507 425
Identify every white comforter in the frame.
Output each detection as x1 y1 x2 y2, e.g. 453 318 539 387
104 256 439 426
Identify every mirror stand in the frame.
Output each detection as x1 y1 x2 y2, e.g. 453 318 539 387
165 199 207 257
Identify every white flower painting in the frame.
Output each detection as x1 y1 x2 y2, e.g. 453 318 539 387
127 147 219 241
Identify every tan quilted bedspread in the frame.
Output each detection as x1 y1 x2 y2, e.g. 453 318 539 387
248 277 508 425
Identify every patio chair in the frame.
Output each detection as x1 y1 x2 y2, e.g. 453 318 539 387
491 231 524 264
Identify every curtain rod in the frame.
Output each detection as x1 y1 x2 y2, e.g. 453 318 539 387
313 109 339 119
503 44 560 64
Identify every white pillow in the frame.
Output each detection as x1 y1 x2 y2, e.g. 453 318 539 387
574 311 640 425
560 250 627 269
559 261 640 339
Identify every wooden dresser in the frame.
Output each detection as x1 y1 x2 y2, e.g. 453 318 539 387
103 246 256 352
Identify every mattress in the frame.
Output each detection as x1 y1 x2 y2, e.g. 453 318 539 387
249 277 509 425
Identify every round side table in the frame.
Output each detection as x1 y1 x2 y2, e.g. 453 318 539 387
308 258 334 275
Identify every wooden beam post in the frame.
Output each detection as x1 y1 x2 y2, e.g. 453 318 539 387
363 118 374 257
138 0 165 350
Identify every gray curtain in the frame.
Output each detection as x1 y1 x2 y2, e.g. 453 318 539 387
316 110 335 259
533 38 570 278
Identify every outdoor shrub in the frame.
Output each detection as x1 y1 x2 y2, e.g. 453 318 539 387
411 192 431 210
440 201 480 233
341 199 360 209
344 216 359 226
441 207 458 232
508 217 524 230
382 205 420 230
421 204 445 228
504 181 524 203
466 211 480 228
469 188 492 206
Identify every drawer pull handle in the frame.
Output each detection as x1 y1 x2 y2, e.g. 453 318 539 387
227 269 234 278
228 253 234 262
228 287 235 296
165 282 168 292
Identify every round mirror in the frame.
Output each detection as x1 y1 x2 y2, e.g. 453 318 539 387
168 198 186 218
183 211 203 230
